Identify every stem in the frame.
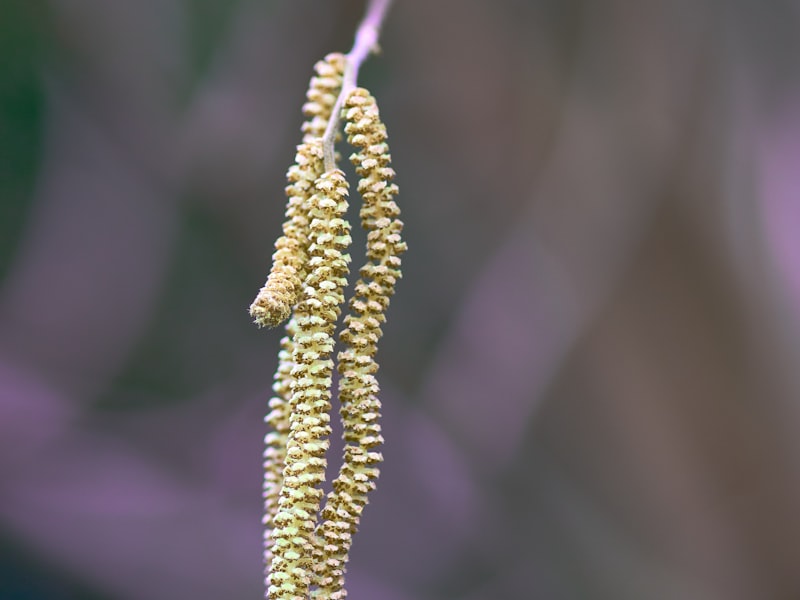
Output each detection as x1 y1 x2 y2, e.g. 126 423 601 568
322 0 394 171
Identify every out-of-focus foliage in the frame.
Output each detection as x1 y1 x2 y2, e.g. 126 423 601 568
2 1 800 599
0 2 46 278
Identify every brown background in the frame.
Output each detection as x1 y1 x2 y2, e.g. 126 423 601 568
2 1 800 598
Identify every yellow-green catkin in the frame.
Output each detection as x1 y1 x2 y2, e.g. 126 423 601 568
303 53 346 143
313 88 406 600
261 53 345 583
262 319 299 572
268 170 352 600
260 140 322 579
249 53 345 328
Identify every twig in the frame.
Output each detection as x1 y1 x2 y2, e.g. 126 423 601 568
322 0 394 171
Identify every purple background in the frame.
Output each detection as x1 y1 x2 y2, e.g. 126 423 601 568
2 1 800 598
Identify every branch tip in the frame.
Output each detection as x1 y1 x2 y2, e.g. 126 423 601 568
322 0 394 171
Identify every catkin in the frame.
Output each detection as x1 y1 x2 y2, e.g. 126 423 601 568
268 170 352 600
302 54 346 143
313 88 406 600
261 54 345 579
262 319 299 574
250 54 345 328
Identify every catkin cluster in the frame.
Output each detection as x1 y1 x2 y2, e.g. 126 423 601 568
251 56 405 600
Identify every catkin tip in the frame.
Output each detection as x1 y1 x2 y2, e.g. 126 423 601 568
249 297 291 329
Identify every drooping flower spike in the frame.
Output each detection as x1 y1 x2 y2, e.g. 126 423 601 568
260 54 344 580
268 170 352 600
250 54 346 329
311 87 406 599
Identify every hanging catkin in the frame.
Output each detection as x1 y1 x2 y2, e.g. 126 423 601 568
250 54 346 329
268 170 352 600
313 87 406 600
260 54 344 581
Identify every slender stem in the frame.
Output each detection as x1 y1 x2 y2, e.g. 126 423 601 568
323 0 394 171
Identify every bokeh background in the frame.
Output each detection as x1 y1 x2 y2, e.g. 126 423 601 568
2 0 800 598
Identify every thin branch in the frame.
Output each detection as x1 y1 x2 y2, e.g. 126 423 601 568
322 0 394 171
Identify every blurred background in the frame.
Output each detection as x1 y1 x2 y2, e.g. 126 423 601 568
2 0 800 598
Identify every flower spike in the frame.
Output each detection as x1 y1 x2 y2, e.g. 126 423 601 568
268 170 352 600
313 87 406 599
249 54 346 328
262 55 347 585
